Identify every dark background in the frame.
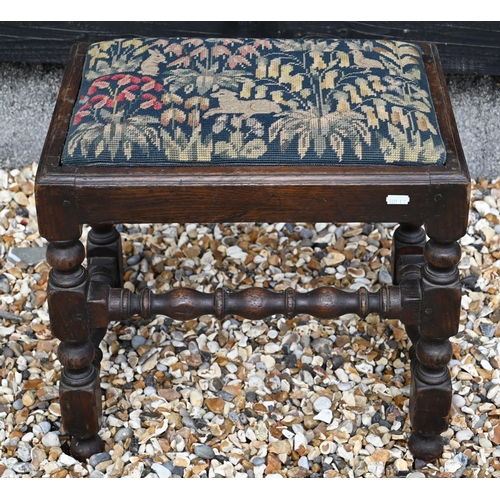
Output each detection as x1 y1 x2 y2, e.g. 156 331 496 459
1 21 500 74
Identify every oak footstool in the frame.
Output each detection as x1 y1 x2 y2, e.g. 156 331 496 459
35 37 470 462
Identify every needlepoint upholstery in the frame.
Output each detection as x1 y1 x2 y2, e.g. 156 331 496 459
61 37 447 167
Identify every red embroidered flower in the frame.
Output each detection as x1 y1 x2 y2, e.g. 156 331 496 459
140 93 163 110
89 94 106 103
73 110 90 126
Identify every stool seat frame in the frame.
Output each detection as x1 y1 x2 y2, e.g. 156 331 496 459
35 42 470 462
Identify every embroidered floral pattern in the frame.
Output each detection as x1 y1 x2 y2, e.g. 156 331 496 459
62 37 446 166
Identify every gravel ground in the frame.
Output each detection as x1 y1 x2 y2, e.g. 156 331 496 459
1 163 499 478
1 63 499 179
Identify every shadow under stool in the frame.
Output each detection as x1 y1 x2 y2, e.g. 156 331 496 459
35 37 470 462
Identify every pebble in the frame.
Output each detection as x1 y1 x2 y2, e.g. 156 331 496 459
151 463 173 478
41 432 60 448
144 387 156 396
7 246 47 265
16 442 32 462
190 389 204 407
0 274 10 294
314 409 333 423
12 462 31 474
194 444 215 460
311 338 334 357
126 254 142 266
331 355 345 370
12 399 24 410
131 335 147 350
89 452 112 468
313 396 332 412
114 427 133 443
456 429 474 442
479 438 493 448
59 453 79 467
452 394 466 407
366 434 384 448
252 457 266 466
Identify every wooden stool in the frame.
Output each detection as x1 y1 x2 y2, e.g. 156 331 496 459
35 37 470 462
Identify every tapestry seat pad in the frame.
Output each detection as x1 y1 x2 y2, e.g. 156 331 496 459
61 37 446 167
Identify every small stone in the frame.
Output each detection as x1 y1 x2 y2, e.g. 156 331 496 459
2 346 15 358
269 440 291 455
473 200 491 216
218 390 235 402
16 442 32 462
41 432 60 448
194 444 215 460
226 246 248 261
320 441 335 455
324 251 345 266
455 429 473 443
298 456 309 469
366 434 384 448
314 409 333 424
378 265 393 285
37 421 52 435
311 338 334 358
394 458 408 472
89 452 112 468
59 453 79 467
452 394 466 408
12 399 24 410
114 427 133 443
37 386 59 401
12 462 31 474
454 453 468 468
0 274 10 294
131 335 147 351
479 438 493 448
126 254 142 266
367 450 391 464
331 355 345 370
407 472 426 478
252 456 265 466
22 391 35 407
367 461 385 477
189 389 204 407
205 397 224 414
7 246 47 266
444 459 462 473
313 396 332 412
479 322 497 338
151 463 172 478
158 388 181 401
144 386 156 396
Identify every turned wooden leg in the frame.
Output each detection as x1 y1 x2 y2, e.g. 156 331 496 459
46 238 103 460
392 222 426 285
392 223 426 350
87 224 123 287
408 237 461 461
87 224 123 368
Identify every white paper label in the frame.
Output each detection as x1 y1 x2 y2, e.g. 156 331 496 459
386 195 410 205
